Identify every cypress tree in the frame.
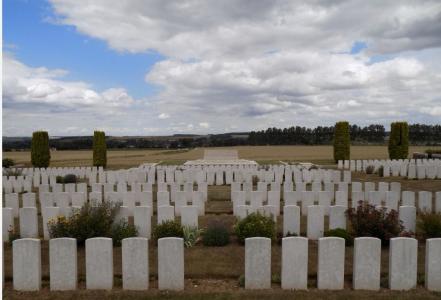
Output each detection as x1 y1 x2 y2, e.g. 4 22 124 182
31 131 50 168
388 122 409 159
93 131 107 168
333 121 350 162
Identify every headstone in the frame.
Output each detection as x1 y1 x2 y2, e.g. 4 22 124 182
418 191 432 213
19 207 38 238
281 237 308 290
402 191 415 206
42 207 61 240
329 205 346 230
5 193 19 217
389 237 417 290
307 205 324 240
180 206 198 228
353 237 381 290
436 192 441 213
3 208 14 241
49 238 77 290
158 237 184 290
134 206 152 238
317 237 345 290
399 206 416 232
13 238 41 291
283 205 300 236
85 237 113 290
245 237 271 289
122 238 149 290
157 205 175 224
22 193 36 207
425 238 441 291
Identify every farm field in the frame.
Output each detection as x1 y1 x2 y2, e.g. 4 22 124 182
3 145 441 169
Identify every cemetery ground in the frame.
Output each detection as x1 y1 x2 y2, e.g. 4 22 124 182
3 172 441 299
4 145 441 169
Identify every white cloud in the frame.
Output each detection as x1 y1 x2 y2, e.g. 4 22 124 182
158 113 170 119
3 53 134 109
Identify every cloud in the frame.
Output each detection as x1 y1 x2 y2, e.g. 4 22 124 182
4 1 441 136
3 53 134 109
158 113 170 119
49 0 441 59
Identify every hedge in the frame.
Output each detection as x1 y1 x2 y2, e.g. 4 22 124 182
93 131 107 168
31 131 50 168
388 122 409 159
333 121 350 162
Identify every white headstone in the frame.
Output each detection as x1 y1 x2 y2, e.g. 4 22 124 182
19 207 38 238
329 205 346 230
134 206 152 238
49 238 77 290
307 205 324 240
425 238 441 291
281 237 308 290
399 206 416 232
389 237 417 290
245 237 271 289
317 237 345 290
158 237 184 290
13 238 41 291
85 237 113 290
353 237 381 290
122 237 149 290
283 205 300 236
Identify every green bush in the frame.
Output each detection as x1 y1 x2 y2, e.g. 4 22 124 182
56 174 78 184
417 212 441 239
365 165 375 174
234 212 276 244
48 202 137 245
333 121 350 163
153 220 184 241
324 228 354 246
347 201 404 245
111 220 139 246
31 131 50 168
202 221 230 246
388 122 409 159
93 131 107 168
183 226 203 248
2 158 15 168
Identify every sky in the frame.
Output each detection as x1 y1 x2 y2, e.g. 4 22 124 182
3 0 441 136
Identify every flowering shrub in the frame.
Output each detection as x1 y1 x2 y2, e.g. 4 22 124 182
48 202 137 246
347 201 403 245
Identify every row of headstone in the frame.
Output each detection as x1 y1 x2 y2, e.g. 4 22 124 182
338 159 441 179
11 237 440 292
246 237 441 291
11 237 185 291
2 201 201 241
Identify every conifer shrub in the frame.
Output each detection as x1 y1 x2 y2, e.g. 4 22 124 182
93 130 107 168
388 122 409 159
333 121 350 162
31 131 50 168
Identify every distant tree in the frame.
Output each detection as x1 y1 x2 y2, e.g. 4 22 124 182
333 121 350 162
388 122 409 159
93 131 107 168
31 131 50 168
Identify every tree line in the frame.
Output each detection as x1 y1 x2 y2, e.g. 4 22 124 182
2 123 440 152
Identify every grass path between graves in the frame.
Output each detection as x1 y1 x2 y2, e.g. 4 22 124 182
4 145 441 169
